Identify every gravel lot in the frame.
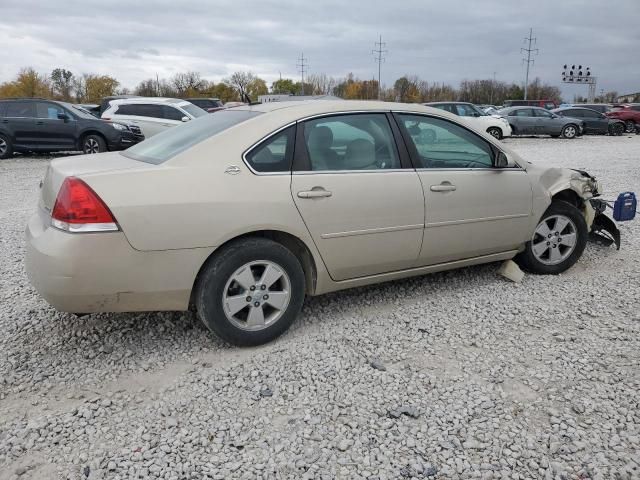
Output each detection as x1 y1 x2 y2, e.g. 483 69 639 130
1 135 639 480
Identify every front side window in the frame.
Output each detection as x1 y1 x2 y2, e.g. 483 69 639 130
5 102 36 118
301 114 400 171
36 102 66 119
455 104 478 117
513 109 534 117
163 106 185 121
245 126 294 173
397 114 494 169
534 109 554 118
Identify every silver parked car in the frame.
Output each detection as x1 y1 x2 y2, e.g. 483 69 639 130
498 106 585 138
26 101 619 346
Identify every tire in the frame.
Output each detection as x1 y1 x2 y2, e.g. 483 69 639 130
609 122 624 136
561 124 578 139
487 127 502 139
82 134 107 154
624 120 636 133
0 134 14 159
195 237 306 346
516 201 588 275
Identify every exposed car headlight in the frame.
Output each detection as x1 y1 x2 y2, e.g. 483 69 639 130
110 123 127 131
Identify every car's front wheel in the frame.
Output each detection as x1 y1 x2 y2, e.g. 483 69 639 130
561 124 578 139
0 134 13 159
624 120 636 133
82 134 107 154
195 238 305 346
487 127 502 139
516 201 587 275
609 122 625 136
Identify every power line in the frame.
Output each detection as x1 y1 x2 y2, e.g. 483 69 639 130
296 53 308 95
371 34 387 100
521 28 538 100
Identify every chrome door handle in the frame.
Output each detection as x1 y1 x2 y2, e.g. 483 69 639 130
297 189 332 198
430 184 457 192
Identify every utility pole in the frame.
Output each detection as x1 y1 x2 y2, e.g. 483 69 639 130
372 34 387 100
521 28 538 100
297 53 308 96
489 71 496 105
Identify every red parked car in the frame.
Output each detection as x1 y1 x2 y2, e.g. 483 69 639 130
606 105 640 133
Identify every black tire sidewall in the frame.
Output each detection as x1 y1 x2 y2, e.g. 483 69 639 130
625 121 635 133
487 127 502 139
83 134 106 154
196 238 305 346
517 201 588 275
0 134 13 159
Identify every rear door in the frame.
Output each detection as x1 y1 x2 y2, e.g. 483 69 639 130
35 102 77 149
580 109 608 133
115 104 167 138
3 101 38 147
394 113 532 265
510 108 536 134
291 112 424 281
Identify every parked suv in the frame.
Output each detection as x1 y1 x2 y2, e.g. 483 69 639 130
101 98 207 137
424 102 512 139
606 104 640 133
0 98 144 159
183 97 225 113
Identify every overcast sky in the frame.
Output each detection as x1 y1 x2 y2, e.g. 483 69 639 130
1 0 638 99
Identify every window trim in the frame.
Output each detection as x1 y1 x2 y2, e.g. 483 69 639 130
292 111 408 173
241 122 297 175
392 111 523 170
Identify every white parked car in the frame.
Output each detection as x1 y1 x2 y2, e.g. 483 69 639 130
425 102 512 139
101 98 207 138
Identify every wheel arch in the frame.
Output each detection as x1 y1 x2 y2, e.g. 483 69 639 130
189 229 318 309
77 130 107 150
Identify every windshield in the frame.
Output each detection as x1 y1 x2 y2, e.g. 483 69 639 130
470 104 488 116
68 104 100 120
181 103 207 118
122 109 261 164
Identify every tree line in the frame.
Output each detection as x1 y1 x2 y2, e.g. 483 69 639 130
0 67 619 105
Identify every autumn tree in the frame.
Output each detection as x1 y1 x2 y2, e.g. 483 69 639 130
0 67 50 98
50 68 74 101
135 78 158 96
271 78 297 94
224 72 258 100
73 74 119 103
172 71 205 96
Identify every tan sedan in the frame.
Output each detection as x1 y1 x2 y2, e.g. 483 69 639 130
25 101 618 345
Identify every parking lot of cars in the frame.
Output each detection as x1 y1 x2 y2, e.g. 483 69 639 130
0 132 638 478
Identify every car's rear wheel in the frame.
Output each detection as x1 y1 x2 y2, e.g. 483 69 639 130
487 127 502 139
516 201 587 275
0 134 13 159
195 238 305 346
82 134 107 154
609 122 624 136
561 124 578 139
624 120 636 133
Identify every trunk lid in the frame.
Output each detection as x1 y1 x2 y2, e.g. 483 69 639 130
40 152 152 212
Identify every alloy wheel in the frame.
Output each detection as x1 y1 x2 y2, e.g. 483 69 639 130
488 128 501 139
531 215 578 265
222 260 291 331
0 138 7 156
563 126 576 138
84 138 100 154
625 121 635 133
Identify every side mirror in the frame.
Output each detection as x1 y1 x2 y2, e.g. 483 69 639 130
495 151 510 168
57 112 69 121
181 116 190 122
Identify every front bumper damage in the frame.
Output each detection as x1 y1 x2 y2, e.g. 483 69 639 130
589 199 621 250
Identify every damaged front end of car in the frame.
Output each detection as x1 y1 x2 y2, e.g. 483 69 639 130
571 169 622 250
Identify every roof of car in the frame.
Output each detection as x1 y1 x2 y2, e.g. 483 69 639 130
423 101 470 105
109 97 188 105
233 100 441 115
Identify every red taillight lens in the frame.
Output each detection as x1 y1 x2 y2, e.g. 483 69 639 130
51 177 118 232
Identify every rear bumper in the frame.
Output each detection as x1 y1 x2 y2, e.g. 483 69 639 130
25 210 213 313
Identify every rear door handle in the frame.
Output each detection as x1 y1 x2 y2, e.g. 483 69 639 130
297 189 332 199
36 121 44 125
430 183 457 192
1 119 8 123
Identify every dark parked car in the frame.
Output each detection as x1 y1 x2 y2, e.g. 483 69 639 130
552 107 625 135
498 106 584 138
606 104 640 133
183 97 225 113
0 98 144 159
572 103 612 114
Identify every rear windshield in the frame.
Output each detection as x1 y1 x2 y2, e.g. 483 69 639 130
122 110 261 164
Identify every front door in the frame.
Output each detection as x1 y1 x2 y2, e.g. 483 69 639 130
35 102 77 149
394 113 533 265
291 113 424 281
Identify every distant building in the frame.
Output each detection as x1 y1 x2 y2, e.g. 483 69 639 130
616 92 640 103
258 94 341 103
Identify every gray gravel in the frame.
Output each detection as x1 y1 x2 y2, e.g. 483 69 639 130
1 136 639 480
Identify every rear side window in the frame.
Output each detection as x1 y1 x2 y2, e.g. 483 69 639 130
5 102 36 118
245 126 295 173
116 104 163 118
123 110 261 164
162 106 185 121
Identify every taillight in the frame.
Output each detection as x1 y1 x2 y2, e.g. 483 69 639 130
51 177 119 233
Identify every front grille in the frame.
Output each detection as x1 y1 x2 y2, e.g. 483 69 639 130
128 125 143 135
